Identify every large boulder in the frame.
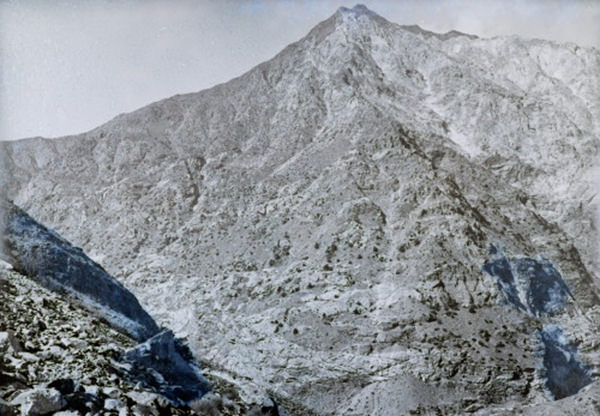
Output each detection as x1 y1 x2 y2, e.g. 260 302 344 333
0 331 22 354
11 388 66 416
121 330 211 404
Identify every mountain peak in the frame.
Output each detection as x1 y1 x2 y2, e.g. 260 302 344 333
329 4 391 34
335 4 383 22
331 6 476 42
336 4 377 16
300 4 387 49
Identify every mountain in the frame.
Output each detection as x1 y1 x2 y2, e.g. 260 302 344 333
2 4 600 415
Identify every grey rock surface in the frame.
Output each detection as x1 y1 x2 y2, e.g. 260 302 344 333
2 4 599 415
11 388 66 416
0 330 22 355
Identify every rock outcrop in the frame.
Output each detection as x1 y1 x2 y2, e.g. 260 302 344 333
121 329 211 404
483 245 574 317
2 199 159 341
538 325 593 400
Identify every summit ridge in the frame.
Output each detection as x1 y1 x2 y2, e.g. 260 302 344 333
337 4 375 15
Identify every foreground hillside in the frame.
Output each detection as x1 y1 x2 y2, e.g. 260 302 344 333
0 264 294 415
0 266 194 415
2 4 599 415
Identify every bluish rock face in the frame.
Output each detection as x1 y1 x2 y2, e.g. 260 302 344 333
121 330 211 404
483 245 572 317
484 245 594 401
515 258 572 317
2 201 159 341
538 325 592 399
482 256 527 313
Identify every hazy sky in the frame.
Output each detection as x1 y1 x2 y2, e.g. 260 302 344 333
1 0 599 140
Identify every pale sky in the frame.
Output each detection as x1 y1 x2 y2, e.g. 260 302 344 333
1 0 599 140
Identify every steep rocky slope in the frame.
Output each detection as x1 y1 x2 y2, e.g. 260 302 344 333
3 200 159 341
2 4 599 415
1 203 293 415
0 258 301 416
0 266 245 415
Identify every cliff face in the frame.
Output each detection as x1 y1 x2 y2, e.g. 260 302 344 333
2 4 599 415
